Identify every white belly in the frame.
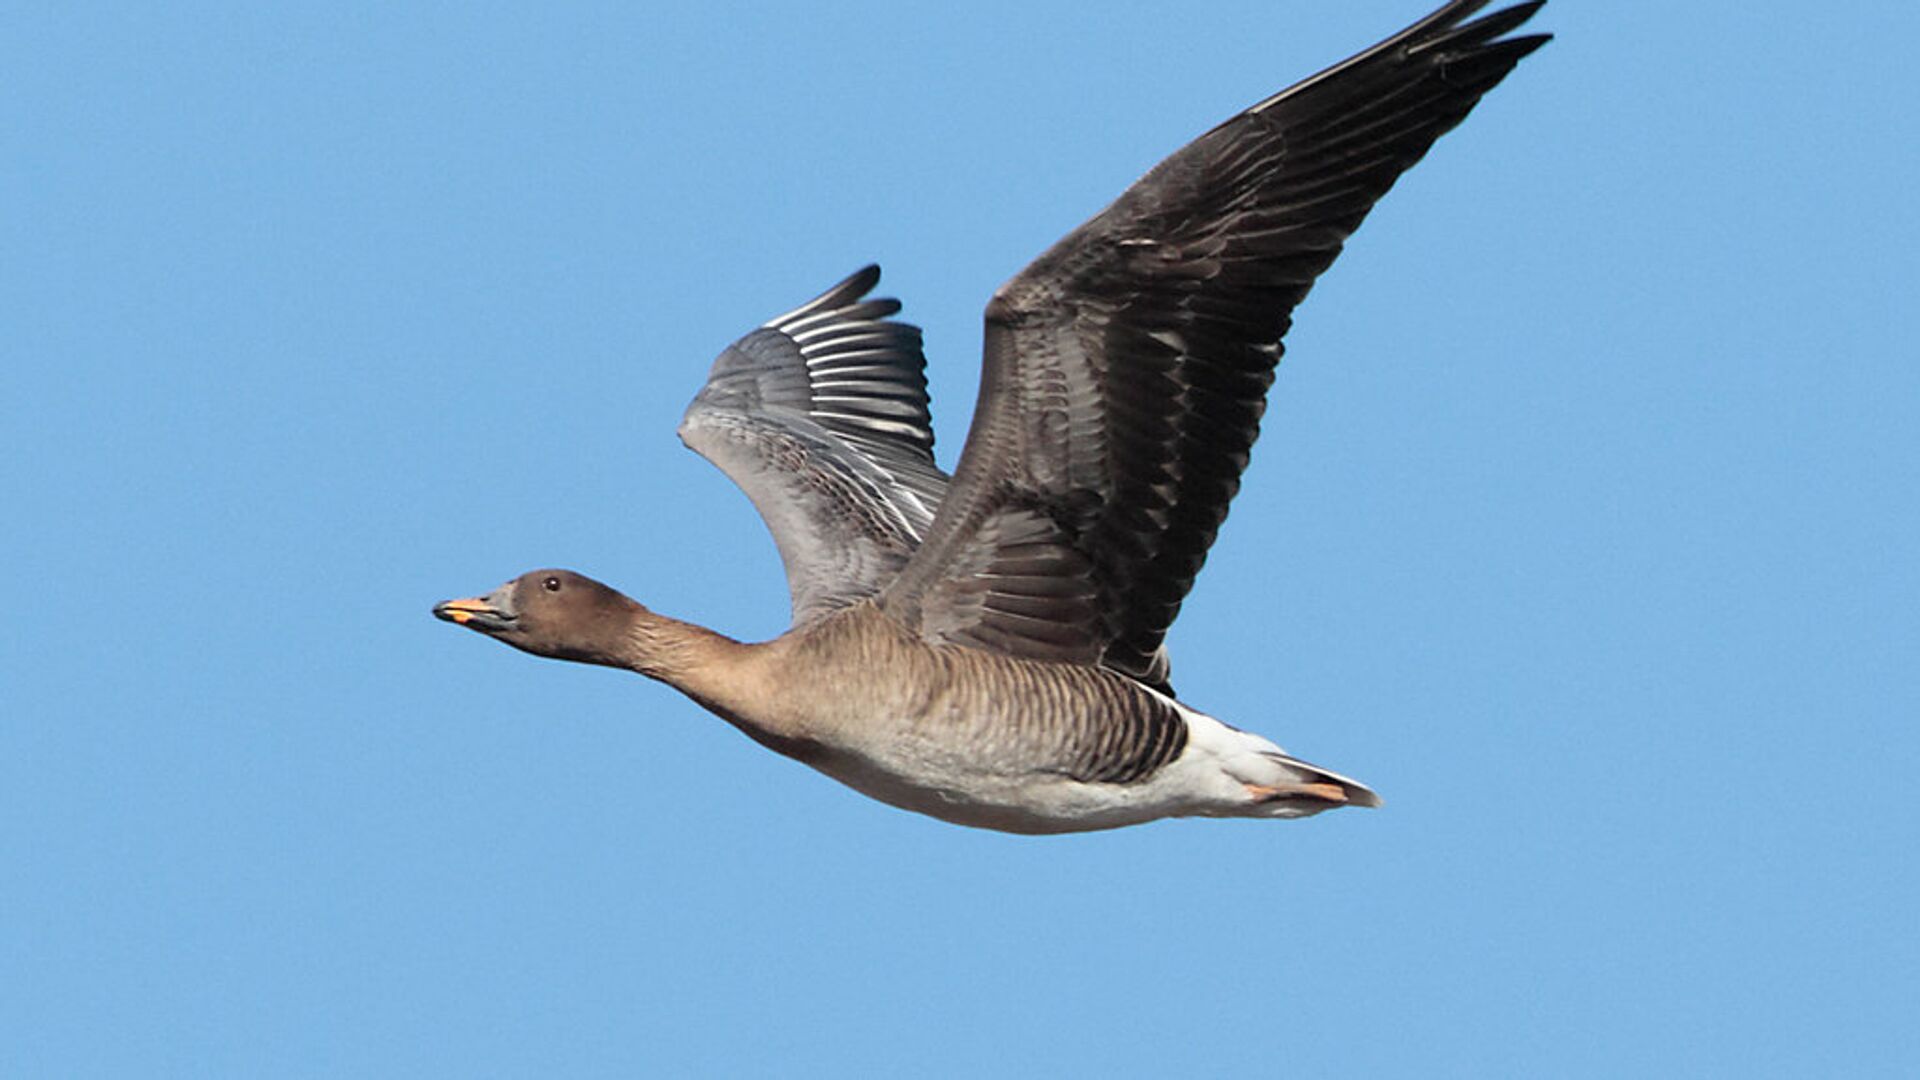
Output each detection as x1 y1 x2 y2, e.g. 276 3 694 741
796 706 1328 835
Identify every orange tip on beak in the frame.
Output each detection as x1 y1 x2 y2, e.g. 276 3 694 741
433 597 490 626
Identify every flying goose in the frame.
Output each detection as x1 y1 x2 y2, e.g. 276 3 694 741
436 0 1549 833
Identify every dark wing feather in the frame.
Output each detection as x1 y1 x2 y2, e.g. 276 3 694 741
680 266 951 626
882 1 1548 692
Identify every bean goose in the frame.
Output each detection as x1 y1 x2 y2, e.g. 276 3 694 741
436 0 1550 833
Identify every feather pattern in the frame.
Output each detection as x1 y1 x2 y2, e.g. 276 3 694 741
882 0 1548 692
680 266 951 626
441 2 1551 834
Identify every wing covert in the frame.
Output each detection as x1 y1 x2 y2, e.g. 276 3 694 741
680 266 951 626
882 1 1549 692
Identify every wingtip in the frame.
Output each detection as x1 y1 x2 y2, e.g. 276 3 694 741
1473 1 1548 41
1249 0 1550 117
762 263 889 329
1414 0 1550 57
822 263 883 307
847 262 882 293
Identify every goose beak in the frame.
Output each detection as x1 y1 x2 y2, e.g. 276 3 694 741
433 593 516 633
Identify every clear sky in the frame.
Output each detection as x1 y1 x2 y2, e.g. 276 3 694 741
5 2 1916 1076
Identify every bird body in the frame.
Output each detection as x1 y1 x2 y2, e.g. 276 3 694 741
441 585 1375 832
436 1 1549 833
741 602 1379 833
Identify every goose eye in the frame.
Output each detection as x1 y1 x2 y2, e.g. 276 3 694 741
542 576 562 592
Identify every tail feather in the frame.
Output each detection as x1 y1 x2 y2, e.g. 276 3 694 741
1250 753 1383 813
1170 704 1380 819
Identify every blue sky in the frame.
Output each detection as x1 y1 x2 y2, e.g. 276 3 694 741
5 1 1916 1075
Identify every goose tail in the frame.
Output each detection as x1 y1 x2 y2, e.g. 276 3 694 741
1245 752 1383 816
1175 706 1381 818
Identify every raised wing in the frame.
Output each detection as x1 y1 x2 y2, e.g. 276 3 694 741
882 1 1548 692
680 266 951 626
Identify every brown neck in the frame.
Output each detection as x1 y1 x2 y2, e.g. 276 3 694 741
613 607 774 733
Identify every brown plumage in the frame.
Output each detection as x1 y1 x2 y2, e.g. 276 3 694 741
436 1 1549 833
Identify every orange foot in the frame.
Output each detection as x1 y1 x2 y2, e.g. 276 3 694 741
1244 781 1348 803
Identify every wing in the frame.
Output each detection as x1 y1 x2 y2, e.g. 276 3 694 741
882 1 1549 693
679 266 951 627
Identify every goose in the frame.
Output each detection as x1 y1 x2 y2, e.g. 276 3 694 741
435 0 1550 834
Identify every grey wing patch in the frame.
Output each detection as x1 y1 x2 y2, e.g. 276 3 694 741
679 266 952 626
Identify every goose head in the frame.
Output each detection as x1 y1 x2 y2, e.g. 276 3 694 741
434 569 644 668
